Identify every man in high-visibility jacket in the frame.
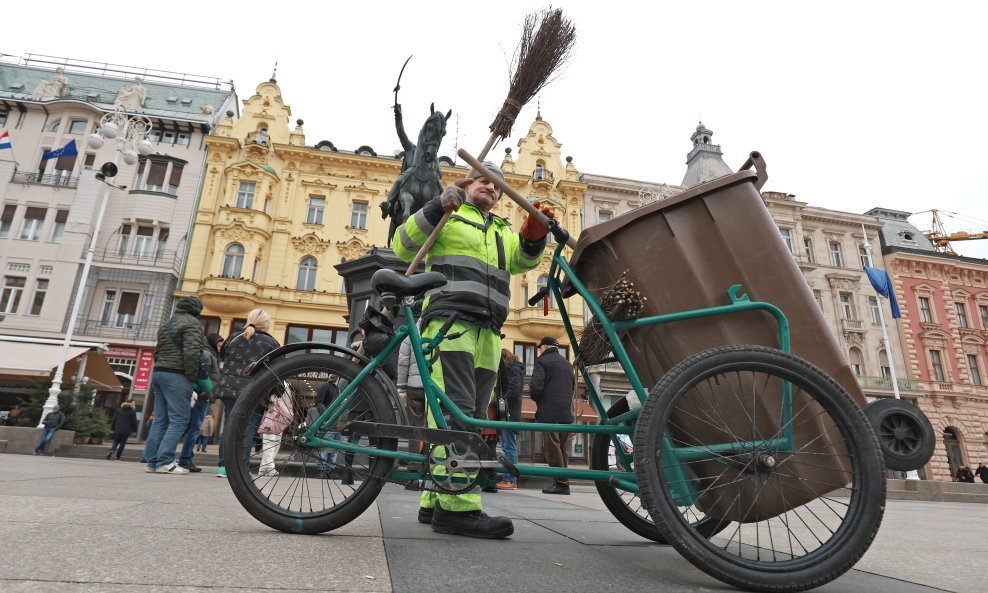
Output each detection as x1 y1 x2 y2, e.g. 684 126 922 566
393 161 553 539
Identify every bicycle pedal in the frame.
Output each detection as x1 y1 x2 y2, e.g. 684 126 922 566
498 454 520 477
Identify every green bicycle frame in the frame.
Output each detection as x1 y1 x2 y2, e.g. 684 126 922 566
302 239 794 496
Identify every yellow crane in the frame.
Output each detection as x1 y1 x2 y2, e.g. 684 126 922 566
920 209 988 255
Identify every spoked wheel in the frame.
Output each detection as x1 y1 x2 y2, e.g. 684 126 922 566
591 399 727 543
223 352 398 535
633 345 886 593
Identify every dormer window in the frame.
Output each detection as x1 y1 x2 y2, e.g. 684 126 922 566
534 164 545 181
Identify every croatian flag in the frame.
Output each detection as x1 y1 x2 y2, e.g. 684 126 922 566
0 131 11 150
42 139 78 160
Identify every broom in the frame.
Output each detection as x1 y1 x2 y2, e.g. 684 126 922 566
404 7 577 275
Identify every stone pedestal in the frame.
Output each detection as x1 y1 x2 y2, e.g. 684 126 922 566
335 247 424 342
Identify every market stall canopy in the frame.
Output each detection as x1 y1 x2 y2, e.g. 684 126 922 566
0 342 122 392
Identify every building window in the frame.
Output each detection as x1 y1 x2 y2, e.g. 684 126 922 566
200 316 221 337
222 243 245 277
99 290 116 324
1 204 16 238
929 350 945 382
848 348 863 376
68 120 88 135
779 228 793 253
29 279 48 315
117 224 131 256
19 207 46 241
176 132 190 146
1 276 26 314
296 256 318 291
869 296 881 325
534 163 545 181
879 350 891 378
144 161 168 192
803 238 814 263
813 289 824 310
115 291 139 327
285 324 348 347
955 302 969 328
350 202 368 229
536 274 554 310
598 210 612 223
50 210 68 243
168 164 184 194
514 342 537 376
918 296 933 323
156 227 169 259
236 182 256 209
7 263 29 273
968 354 982 386
829 242 843 267
162 131 175 144
980 304 988 329
132 226 154 257
39 265 52 275
83 153 96 169
859 246 869 268
307 196 325 224
839 293 854 320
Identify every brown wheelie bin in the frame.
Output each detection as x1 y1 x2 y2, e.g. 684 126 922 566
569 153 864 521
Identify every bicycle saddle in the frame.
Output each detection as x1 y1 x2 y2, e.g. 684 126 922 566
371 268 447 298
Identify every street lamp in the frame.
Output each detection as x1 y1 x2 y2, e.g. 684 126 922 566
40 107 154 425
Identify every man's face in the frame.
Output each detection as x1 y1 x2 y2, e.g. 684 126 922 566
464 177 500 212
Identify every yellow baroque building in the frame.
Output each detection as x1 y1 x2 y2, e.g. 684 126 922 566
177 78 586 366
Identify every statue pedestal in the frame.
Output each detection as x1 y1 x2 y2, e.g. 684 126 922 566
335 247 423 341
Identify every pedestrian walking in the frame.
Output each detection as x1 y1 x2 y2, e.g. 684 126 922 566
177 332 221 472
496 349 525 490
530 336 575 495
197 412 215 453
106 400 138 460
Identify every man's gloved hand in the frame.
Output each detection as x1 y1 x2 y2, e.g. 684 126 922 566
439 184 466 212
519 201 555 241
196 377 214 395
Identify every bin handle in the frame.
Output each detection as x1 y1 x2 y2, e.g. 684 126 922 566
739 151 768 191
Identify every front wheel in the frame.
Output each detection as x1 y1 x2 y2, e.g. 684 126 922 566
634 345 886 593
223 352 398 534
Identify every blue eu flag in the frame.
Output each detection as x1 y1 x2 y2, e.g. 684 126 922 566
864 266 901 319
42 139 79 161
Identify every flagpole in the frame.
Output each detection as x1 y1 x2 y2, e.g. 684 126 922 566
861 223 919 480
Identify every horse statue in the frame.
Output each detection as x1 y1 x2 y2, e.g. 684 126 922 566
381 103 451 247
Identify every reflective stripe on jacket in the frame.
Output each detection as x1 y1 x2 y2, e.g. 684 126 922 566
393 198 544 330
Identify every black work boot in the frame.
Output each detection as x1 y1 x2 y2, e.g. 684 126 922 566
431 505 513 539
542 483 570 495
417 506 434 524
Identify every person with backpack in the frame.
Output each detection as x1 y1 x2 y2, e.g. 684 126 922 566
214 309 280 478
142 296 208 475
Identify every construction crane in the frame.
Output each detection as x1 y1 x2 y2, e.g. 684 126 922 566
919 209 988 255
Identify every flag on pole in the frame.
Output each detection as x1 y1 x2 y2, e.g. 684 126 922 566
41 139 78 161
864 266 901 318
0 131 11 150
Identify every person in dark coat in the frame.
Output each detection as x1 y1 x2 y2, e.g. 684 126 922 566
975 463 988 484
495 349 525 490
106 400 138 460
529 336 575 495
177 332 223 472
34 405 66 455
142 295 207 474
214 309 280 478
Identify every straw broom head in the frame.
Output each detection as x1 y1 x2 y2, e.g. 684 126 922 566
489 7 577 139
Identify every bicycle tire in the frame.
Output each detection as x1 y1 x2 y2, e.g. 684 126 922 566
633 345 886 593
591 399 726 543
224 352 398 535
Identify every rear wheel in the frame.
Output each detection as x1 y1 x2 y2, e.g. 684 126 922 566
591 399 726 543
634 345 886 593
864 397 935 471
223 352 398 534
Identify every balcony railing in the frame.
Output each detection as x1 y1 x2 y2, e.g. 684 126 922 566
96 248 183 273
858 375 920 391
841 318 864 333
77 318 158 341
11 170 79 188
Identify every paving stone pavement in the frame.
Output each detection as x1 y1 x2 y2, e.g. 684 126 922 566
1 454 982 593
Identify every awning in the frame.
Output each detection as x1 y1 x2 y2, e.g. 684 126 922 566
521 399 599 422
0 342 122 392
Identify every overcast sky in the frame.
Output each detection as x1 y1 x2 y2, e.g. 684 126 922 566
6 1 987 258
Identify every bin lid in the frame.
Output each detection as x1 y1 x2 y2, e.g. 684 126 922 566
571 170 759 270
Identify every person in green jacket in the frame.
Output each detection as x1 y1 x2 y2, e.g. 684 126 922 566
393 162 554 539
142 295 207 475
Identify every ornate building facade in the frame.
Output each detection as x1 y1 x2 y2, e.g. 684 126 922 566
872 208 988 482
0 55 235 408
